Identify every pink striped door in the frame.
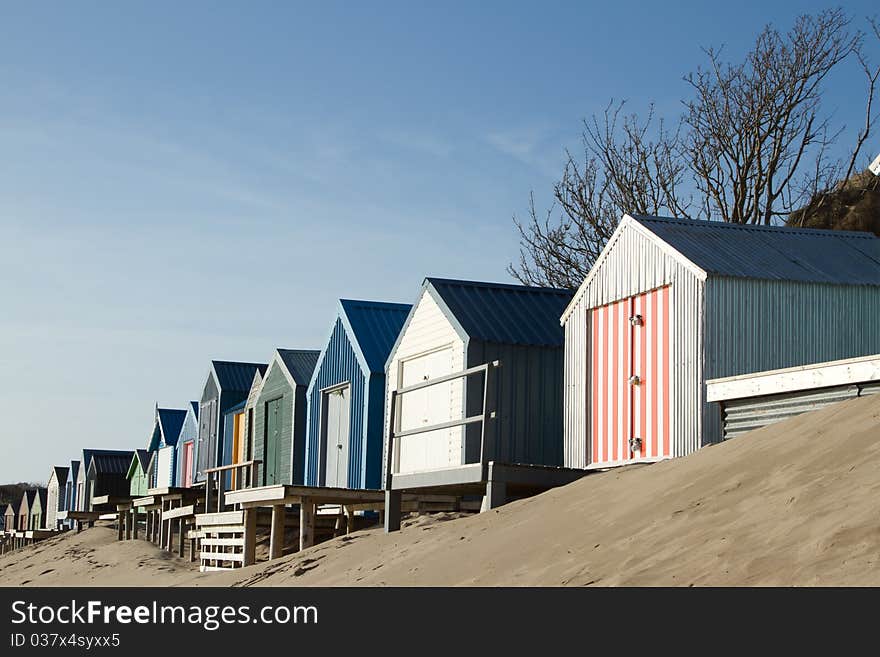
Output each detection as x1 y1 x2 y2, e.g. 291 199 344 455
182 442 194 488
590 286 670 466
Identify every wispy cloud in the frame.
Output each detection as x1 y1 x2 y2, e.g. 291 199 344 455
485 124 564 177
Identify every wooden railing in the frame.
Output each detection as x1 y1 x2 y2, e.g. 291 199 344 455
385 360 500 488
203 460 261 513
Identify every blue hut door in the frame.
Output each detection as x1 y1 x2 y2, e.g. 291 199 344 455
265 398 282 485
323 385 351 488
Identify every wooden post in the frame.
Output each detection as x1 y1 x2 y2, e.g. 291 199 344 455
334 509 345 537
153 510 160 544
216 474 225 513
482 479 507 512
177 518 185 557
269 504 285 560
125 509 133 540
345 505 355 535
384 490 401 533
165 513 174 552
299 499 314 550
243 508 256 567
189 536 197 563
132 510 139 540
117 510 124 541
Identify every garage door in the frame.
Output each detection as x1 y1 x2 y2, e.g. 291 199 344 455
397 347 462 473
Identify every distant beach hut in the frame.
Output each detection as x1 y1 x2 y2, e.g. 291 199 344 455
46 466 69 529
18 490 35 531
127 450 152 497
197 361 268 484
83 451 134 510
2 501 19 532
560 215 880 469
176 402 199 489
147 407 187 489
28 489 48 530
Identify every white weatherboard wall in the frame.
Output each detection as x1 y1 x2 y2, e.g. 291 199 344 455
384 291 465 475
562 219 704 468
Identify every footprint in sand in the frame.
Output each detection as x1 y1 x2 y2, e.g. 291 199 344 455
39 569 54 576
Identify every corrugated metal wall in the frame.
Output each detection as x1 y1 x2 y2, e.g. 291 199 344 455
703 278 880 443
720 382 879 439
562 222 704 467
304 318 370 489
467 341 565 467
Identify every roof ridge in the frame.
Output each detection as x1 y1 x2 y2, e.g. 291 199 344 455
426 277 573 294
631 214 877 239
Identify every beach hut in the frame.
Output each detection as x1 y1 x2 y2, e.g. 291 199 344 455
46 466 69 530
383 278 579 526
560 214 880 469
2 502 19 532
126 450 151 497
80 450 134 510
28 489 48 530
252 350 320 486
304 299 411 489
197 361 268 483
62 460 80 527
221 400 247 489
146 407 187 489
175 402 199 488
18 490 35 531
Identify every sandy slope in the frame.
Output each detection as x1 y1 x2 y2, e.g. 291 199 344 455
2 394 879 586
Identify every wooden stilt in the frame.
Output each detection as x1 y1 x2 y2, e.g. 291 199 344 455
242 508 256 567
299 499 314 550
269 504 285 560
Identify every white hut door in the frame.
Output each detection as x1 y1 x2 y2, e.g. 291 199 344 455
324 385 351 488
397 347 457 473
591 286 670 465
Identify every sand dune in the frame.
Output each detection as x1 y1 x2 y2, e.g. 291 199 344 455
2 393 879 586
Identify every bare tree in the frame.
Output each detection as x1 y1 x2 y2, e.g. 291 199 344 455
683 9 859 224
509 103 689 288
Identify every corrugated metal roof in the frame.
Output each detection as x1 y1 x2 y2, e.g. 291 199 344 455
277 349 320 385
35 488 47 511
157 408 187 447
90 451 134 476
134 449 151 473
5 500 20 515
632 215 880 284
212 361 268 392
340 299 412 372
69 460 80 484
51 466 69 485
427 278 574 347
190 401 199 420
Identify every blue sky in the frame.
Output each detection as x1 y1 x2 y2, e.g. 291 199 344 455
1 1 875 482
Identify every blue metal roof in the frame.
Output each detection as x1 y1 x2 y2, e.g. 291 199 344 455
90 451 135 476
277 349 320 385
69 460 80 484
340 299 412 372
190 401 199 420
212 361 268 392
427 278 574 347
632 215 880 285
157 408 187 448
